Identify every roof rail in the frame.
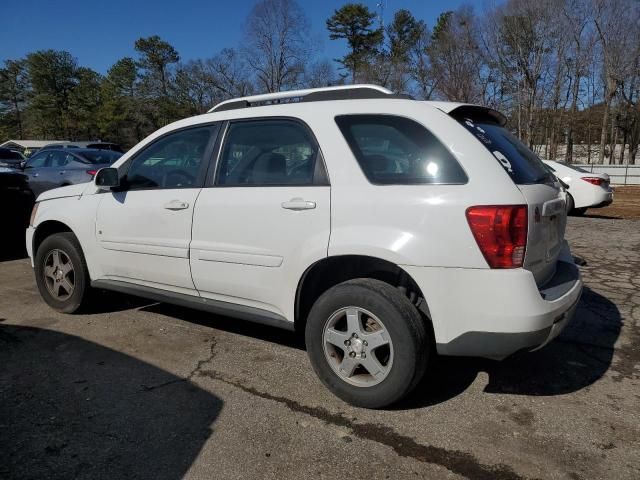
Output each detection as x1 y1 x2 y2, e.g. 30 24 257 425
208 84 411 113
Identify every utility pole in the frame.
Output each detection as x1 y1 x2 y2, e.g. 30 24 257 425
377 0 386 29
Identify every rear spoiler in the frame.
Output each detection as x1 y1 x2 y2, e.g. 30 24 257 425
447 105 507 127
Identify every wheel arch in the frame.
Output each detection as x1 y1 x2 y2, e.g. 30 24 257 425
33 220 76 257
295 254 431 333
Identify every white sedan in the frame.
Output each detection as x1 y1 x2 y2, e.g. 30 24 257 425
543 160 613 215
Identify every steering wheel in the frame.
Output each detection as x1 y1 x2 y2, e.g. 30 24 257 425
162 170 195 188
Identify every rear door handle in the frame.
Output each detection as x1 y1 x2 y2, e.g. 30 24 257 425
163 200 189 210
59 171 66 175
281 198 316 210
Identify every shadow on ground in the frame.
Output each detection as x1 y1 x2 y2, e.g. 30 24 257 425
0 324 222 480
399 286 621 408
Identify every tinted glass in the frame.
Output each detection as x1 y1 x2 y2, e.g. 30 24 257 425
125 126 213 190
216 120 319 186
26 152 49 168
0 149 23 160
49 151 69 167
457 118 552 184
558 162 589 173
335 115 467 185
77 150 122 164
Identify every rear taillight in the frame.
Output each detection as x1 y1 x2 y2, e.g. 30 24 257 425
581 177 603 186
86 169 98 176
466 205 528 269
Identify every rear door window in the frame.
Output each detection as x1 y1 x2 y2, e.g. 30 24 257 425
456 117 552 185
335 115 467 185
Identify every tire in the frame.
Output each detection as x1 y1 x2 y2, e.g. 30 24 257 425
305 278 430 409
566 193 574 214
573 207 587 216
34 232 91 313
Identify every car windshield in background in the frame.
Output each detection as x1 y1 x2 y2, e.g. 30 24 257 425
77 150 122 164
457 118 552 185
0 149 24 160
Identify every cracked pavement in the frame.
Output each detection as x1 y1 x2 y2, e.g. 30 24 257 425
1 216 639 480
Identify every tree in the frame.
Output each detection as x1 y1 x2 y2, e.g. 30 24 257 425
0 59 29 138
242 0 311 92
134 35 179 96
326 3 383 83
25 50 78 137
68 67 102 139
386 10 424 93
428 8 484 103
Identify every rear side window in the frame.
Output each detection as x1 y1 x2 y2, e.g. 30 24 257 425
335 115 467 185
457 117 552 184
216 119 322 186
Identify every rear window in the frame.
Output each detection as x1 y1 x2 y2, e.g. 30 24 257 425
0 149 23 160
457 117 552 184
335 115 467 185
77 150 122 164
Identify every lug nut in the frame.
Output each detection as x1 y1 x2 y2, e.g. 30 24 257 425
363 341 368 346
344 340 351 346
349 352 356 357
361 353 366 358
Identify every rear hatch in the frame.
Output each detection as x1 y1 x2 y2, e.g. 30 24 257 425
451 106 566 286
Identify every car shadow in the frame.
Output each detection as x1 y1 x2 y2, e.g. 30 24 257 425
0 227 28 262
139 302 303 350
581 213 622 220
397 286 621 409
0 324 222 480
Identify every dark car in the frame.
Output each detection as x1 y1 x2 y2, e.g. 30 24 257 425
0 147 25 168
21 148 122 198
40 141 124 153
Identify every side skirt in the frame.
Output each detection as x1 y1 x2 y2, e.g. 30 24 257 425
91 279 294 331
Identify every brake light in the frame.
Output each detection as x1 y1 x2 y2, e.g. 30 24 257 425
581 177 603 186
466 205 528 268
86 169 98 176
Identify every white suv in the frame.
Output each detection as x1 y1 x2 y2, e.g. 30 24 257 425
26 85 582 408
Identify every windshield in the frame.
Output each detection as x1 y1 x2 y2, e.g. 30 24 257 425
457 118 553 184
77 150 122 164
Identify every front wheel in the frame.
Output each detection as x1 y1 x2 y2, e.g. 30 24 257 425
305 278 429 408
34 232 91 313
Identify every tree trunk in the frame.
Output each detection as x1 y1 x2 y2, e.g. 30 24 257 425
599 100 610 164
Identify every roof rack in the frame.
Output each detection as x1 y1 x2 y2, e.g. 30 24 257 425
208 84 412 113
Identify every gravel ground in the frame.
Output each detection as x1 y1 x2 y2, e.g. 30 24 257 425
1 216 639 480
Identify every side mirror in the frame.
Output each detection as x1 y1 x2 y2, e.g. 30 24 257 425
94 167 120 190
20 161 27 169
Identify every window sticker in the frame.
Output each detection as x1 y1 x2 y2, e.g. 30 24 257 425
492 150 513 173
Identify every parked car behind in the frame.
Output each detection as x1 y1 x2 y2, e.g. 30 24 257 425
22 148 122 198
0 147 25 168
543 160 613 215
27 85 582 408
40 141 124 153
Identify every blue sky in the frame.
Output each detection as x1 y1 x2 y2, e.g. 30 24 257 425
2 0 472 73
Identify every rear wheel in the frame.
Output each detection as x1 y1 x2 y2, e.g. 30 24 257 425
34 232 91 313
305 278 429 408
573 207 587 216
565 193 574 214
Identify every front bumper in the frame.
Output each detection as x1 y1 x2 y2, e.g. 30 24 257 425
402 241 583 360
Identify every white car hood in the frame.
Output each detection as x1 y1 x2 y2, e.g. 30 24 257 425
37 182 93 202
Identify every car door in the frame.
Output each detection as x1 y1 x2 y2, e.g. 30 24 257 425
23 151 51 198
95 124 218 292
190 118 331 320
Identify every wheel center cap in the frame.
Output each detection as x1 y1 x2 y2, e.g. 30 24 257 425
350 337 364 354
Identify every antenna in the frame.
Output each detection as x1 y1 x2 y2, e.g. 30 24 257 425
377 0 386 29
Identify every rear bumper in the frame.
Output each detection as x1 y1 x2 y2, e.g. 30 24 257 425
402 241 583 359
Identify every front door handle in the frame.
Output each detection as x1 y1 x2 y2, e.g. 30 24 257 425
281 198 316 211
59 171 66 175
163 200 189 210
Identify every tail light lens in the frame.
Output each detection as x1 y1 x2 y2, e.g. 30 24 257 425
86 169 98 176
581 177 603 186
466 205 528 268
